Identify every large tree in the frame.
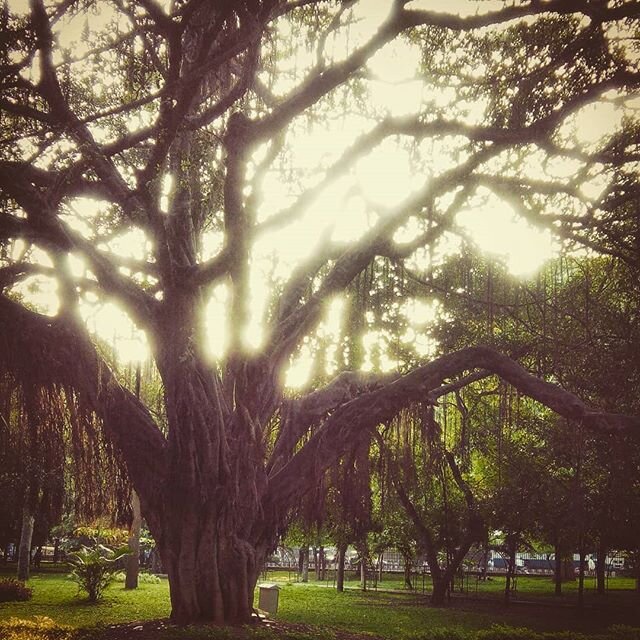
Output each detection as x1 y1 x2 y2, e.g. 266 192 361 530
1 0 640 624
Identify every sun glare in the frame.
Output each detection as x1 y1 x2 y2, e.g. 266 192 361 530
7 0 620 386
456 199 558 277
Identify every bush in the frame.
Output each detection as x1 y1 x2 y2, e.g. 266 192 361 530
68 542 130 602
0 617 72 640
113 570 161 584
0 578 33 602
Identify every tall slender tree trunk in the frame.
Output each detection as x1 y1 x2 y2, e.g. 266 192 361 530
300 547 309 583
336 544 347 593
596 541 607 595
505 538 517 606
53 539 60 564
17 506 34 582
360 556 367 591
578 548 585 609
125 490 142 589
554 544 562 596
402 552 413 590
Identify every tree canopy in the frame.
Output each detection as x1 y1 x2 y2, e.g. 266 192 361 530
1 0 640 624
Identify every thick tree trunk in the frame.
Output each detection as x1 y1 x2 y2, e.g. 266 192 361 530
151 350 276 624
336 544 347 592
159 509 267 624
431 574 448 605
125 490 142 589
17 507 34 582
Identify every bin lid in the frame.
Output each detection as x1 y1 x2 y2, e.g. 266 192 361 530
258 583 280 589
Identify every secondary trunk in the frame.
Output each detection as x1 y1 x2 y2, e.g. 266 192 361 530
504 537 517 606
336 544 347 592
554 544 562 596
17 506 34 582
578 548 585 609
300 547 309 582
596 541 607 595
360 555 367 591
318 546 326 581
402 552 413 590
125 490 142 589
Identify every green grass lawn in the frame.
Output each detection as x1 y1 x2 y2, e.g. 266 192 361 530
0 573 171 627
1 570 639 639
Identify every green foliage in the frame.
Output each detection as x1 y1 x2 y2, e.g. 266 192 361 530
67 542 130 602
0 578 32 602
113 570 161 584
0 617 71 640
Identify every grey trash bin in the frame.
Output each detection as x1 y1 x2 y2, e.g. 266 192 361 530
258 582 280 614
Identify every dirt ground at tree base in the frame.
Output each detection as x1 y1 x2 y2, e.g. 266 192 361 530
75 618 384 640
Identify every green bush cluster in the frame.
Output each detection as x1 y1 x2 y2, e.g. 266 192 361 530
0 579 33 602
411 624 640 640
112 570 162 584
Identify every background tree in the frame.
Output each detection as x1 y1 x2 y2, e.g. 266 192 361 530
1 0 640 624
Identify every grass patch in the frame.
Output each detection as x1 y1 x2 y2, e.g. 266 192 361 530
0 573 170 627
0 570 639 639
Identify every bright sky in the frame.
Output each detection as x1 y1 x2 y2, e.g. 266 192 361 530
5 0 627 387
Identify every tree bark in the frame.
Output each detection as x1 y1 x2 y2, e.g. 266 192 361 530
431 575 448 605
554 544 562 596
125 490 142 589
17 507 34 582
336 544 347 593
504 537 517 606
402 552 413 590
596 541 607 595
319 546 326 581
300 546 309 583
578 548 585 609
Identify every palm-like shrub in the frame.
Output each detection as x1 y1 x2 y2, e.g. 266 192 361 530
67 543 130 602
